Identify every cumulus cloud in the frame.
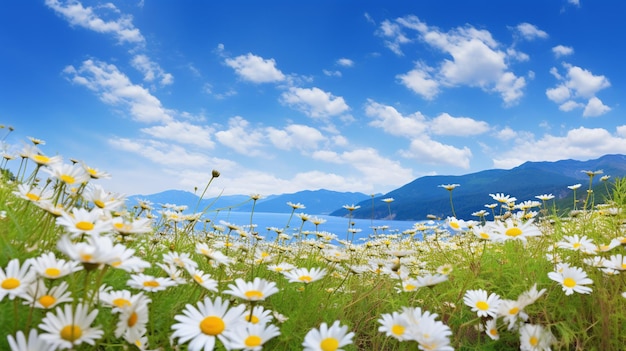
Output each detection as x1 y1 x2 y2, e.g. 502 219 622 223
131 54 174 86
109 138 213 167
140 121 215 148
336 58 354 67
364 100 428 137
266 124 326 151
429 113 490 136
552 45 574 58
401 138 472 169
546 63 611 116
225 53 286 83
62 59 172 123
494 127 518 141
493 126 626 169
281 87 350 118
45 0 145 44
515 23 548 40
379 15 526 105
215 116 265 155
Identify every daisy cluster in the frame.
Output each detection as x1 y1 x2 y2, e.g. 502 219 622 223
1 134 626 350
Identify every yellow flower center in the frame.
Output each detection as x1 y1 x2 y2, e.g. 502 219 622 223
505 227 522 237
573 243 581 249
509 307 520 315
45 267 61 277
299 275 312 283
60 325 82 342
391 324 405 336
246 315 260 324
128 312 138 327
193 275 204 284
529 336 539 346
320 337 339 351
449 222 460 229
621 263 626 270
244 335 262 347
39 295 56 308
1 278 20 290
244 290 264 300
200 316 225 336
480 232 490 239
26 193 40 201
76 221 94 231
476 301 489 311
60 175 76 184
404 284 416 291
563 277 576 288
80 254 93 262
143 280 160 288
489 328 498 336
113 298 131 308
32 154 50 164
94 200 105 208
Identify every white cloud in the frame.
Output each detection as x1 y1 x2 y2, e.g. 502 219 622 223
336 58 354 67
429 113 490 136
552 45 574 58
131 54 174 86
364 100 428 137
568 0 580 7
140 121 215 148
215 116 265 155
62 59 172 123
45 0 144 44
396 63 440 100
494 127 518 140
386 16 526 105
109 138 212 167
616 125 626 138
266 124 326 151
341 148 415 187
401 138 472 169
323 70 342 77
583 97 611 117
546 63 611 116
281 87 350 118
224 53 285 83
515 23 548 40
493 126 626 169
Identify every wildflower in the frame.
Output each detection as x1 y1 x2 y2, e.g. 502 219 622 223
162 251 198 270
302 320 355 351
28 152 62 166
446 217 467 231
267 262 296 273
517 283 547 307
56 207 113 238
186 267 219 292
439 184 460 191
567 184 581 190
489 193 517 204
556 234 596 254
29 251 82 279
39 303 103 350
535 194 555 201
222 322 281 351
602 254 626 271
547 265 593 295
14 183 54 203
378 312 412 341
243 305 275 325
411 316 454 351
490 219 542 242
99 288 140 312
114 294 150 339
82 163 112 179
7 329 51 351
519 324 555 351
497 299 527 330
0 258 35 301
126 273 177 293
224 277 279 302
171 296 246 351
56 234 120 269
415 273 449 288
196 244 234 267
283 267 327 284
23 279 73 309
108 245 151 273
287 202 306 209
463 289 501 318
436 264 453 275
484 318 499 340
342 204 360 211
42 162 91 185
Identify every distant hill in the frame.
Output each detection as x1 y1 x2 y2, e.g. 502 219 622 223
128 189 371 215
329 154 626 220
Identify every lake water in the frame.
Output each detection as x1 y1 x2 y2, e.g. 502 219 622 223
200 211 427 242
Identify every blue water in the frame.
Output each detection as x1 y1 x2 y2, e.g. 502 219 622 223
199 211 425 242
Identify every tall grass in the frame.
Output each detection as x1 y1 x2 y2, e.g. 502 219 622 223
1 137 625 350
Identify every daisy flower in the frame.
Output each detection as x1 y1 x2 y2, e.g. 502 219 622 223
602 254 626 271
490 218 541 242
222 322 281 351
556 234 596 254
282 267 327 284
111 216 152 236
224 277 279 301
156 262 187 285
547 265 593 295
302 320 355 351
39 303 104 350
23 279 72 309
162 251 198 270
42 162 91 186
127 273 177 293
378 311 412 341
56 234 119 269
244 305 274 325
56 207 113 238
267 262 296 273
415 273 449 288
82 184 125 211
411 317 453 351
463 289 501 318
7 329 51 351
29 251 83 279
114 294 151 339
99 288 138 312
497 299 528 330
0 258 35 302
186 266 218 292
484 318 499 340
489 193 517 204
13 183 54 203
519 324 555 351
107 245 151 273
171 296 246 351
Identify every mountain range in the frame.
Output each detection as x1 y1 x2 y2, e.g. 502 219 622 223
129 154 626 221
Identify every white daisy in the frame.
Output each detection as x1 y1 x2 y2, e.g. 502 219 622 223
378 311 412 341
222 322 281 351
7 329 51 351
519 323 555 351
55 207 112 238
463 289 501 318
22 279 72 309
224 277 279 301
171 296 246 351
127 273 177 293
302 320 355 351
547 265 593 295
282 267 327 284
0 258 35 301
186 266 218 292
29 251 82 279
39 303 104 350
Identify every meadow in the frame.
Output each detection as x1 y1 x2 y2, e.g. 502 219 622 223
1 132 625 350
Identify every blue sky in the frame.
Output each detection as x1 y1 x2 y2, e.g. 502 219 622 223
1 0 625 197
